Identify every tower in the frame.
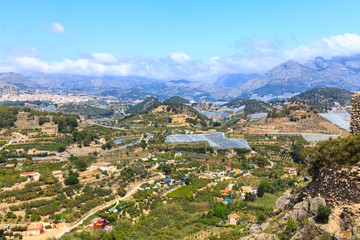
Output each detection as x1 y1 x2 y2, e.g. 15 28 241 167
350 92 360 135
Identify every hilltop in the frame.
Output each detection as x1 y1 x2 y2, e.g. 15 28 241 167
126 97 161 114
227 97 271 116
165 96 189 104
289 87 353 109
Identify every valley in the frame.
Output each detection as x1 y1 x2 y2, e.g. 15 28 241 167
0 87 356 240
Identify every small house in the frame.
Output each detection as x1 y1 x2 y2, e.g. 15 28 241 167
91 162 111 171
90 218 112 230
240 186 252 194
283 167 297 175
20 171 40 181
221 190 230 196
174 152 182 158
27 223 44 236
227 213 240 225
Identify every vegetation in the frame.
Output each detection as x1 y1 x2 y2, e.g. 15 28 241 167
305 134 359 178
227 98 271 115
316 204 332 224
165 96 189 104
289 87 353 109
58 104 114 117
0 106 19 129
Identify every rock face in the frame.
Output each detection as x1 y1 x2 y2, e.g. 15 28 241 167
351 92 360 135
290 196 326 221
274 190 291 211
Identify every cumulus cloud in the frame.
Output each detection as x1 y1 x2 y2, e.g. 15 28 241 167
44 22 66 36
2 33 360 81
170 52 191 64
89 53 118 64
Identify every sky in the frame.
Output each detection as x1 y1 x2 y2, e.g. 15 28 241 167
1 0 360 81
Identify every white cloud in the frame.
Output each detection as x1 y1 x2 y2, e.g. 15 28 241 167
2 33 360 81
44 22 66 36
90 53 118 64
170 52 191 64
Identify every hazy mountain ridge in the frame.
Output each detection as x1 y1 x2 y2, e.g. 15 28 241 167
214 73 260 88
2 55 360 100
0 80 21 95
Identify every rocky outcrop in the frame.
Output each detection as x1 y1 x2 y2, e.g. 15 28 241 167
274 190 291 212
290 196 326 221
270 166 360 239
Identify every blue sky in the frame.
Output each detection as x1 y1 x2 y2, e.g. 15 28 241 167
1 0 360 81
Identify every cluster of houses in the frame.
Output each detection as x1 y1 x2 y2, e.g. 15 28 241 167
199 167 245 180
216 186 259 226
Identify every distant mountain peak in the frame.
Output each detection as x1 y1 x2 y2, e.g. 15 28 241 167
169 79 191 84
214 73 260 88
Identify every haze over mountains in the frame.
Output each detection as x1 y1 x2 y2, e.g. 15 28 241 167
2 54 360 101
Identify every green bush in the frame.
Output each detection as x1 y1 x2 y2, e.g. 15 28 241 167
316 204 332 224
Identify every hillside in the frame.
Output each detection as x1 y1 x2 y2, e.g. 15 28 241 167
289 87 353 108
126 97 161 114
227 97 271 115
0 80 22 95
214 73 260 88
57 104 114 117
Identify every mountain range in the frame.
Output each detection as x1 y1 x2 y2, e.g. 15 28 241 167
2 54 360 101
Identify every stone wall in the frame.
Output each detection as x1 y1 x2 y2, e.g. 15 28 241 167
306 166 360 206
351 92 360 135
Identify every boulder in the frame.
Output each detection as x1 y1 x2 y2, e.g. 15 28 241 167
290 196 326 221
248 223 262 234
274 190 291 212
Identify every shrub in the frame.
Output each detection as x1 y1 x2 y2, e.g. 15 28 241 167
316 204 332 224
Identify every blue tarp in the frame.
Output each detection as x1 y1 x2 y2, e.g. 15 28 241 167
162 178 171 183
